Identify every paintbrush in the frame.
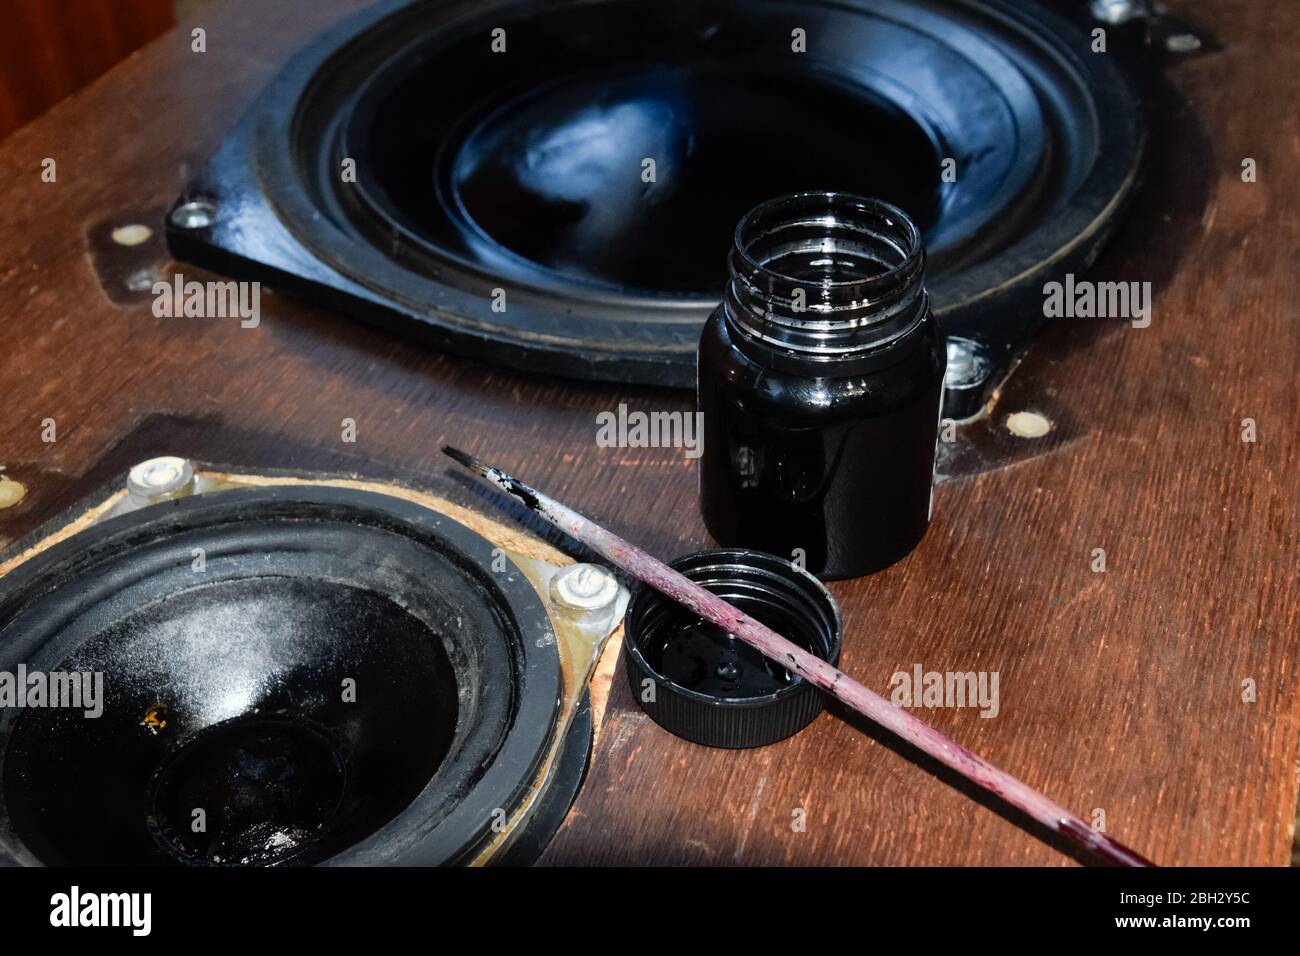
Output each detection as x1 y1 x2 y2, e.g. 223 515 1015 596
442 445 1154 867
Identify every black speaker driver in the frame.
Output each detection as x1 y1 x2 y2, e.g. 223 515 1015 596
168 0 1144 401
0 486 564 866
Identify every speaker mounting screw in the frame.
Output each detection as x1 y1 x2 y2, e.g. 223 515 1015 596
127 456 196 501
944 337 991 390
1089 0 1146 25
171 201 216 230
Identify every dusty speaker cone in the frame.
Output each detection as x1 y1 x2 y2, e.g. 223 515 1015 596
0 487 563 866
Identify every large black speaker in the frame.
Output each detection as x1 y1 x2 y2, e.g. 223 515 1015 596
167 0 1148 411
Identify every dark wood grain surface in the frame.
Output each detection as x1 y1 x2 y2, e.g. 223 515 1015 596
0 0 1295 866
0 0 173 140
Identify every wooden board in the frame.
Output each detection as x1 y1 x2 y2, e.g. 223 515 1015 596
0 0 173 140
0 0 1295 866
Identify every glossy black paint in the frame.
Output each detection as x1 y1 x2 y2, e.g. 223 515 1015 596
699 322 945 579
623 549 842 749
443 63 942 294
698 195 946 581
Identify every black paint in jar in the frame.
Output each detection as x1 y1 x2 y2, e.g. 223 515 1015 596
697 193 946 581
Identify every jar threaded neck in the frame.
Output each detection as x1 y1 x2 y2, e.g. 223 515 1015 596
725 192 927 357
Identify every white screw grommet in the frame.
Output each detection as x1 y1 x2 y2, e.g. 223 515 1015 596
550 564 620 612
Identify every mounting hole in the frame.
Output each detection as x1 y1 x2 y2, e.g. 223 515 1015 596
111 224 153 246
1006 411 1052 439
125 269 159 293
0 477 26 509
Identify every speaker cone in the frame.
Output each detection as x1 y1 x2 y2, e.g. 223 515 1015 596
0 486 564 866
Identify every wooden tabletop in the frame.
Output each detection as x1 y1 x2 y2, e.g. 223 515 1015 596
0 0 1295 866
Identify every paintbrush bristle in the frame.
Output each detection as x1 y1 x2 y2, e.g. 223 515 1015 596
441 445 491 478
441 446 549 519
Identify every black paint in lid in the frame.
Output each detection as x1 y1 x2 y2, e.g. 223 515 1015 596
622 549 842 749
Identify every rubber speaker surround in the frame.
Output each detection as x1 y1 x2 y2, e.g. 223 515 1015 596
0 486 562 866
168 0 1145 390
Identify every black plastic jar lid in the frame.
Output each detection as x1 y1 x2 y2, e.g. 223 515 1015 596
622 549 843 749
